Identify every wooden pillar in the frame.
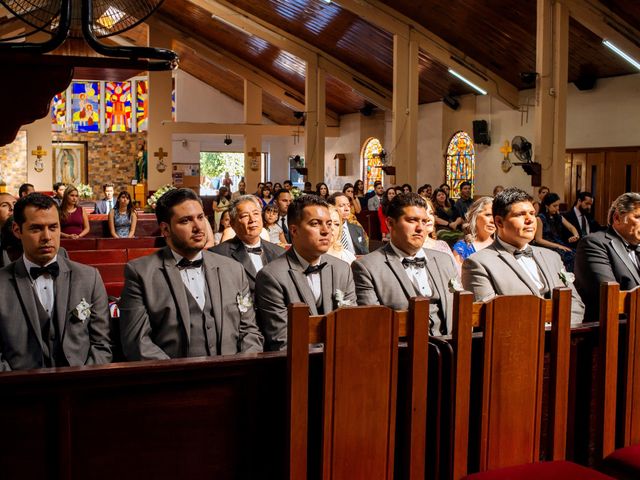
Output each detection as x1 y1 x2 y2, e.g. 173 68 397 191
305 55 322 185
316 68 326 184
244 79 262 187
535 0 568 198
392 34 419 186
147 22 173 190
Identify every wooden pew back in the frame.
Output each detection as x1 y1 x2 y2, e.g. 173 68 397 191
452 289 572 477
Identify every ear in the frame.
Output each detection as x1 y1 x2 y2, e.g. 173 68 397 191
159 222 170 238
12 221 21 240
386 216 394 232
493 215 504 229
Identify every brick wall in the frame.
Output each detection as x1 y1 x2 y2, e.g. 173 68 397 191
0 131 27 195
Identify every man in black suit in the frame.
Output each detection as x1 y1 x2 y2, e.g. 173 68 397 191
328 192 368 255
563 191 602 240
210 195 285 296
574 192 640 322
274 189 292 243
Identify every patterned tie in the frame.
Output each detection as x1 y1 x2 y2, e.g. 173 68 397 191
340 224 351 252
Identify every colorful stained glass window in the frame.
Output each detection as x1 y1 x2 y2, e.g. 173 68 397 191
445 131 475 199
105 81 132 132
362 137 384 192
50 91 66 131
136 80 148 131
71 82 100 132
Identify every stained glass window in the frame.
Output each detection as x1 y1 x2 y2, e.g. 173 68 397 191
136 80 148 131
362 137 383 192
105 81 132 132
71 82 100 132
50 91 66 131
445 131 475 199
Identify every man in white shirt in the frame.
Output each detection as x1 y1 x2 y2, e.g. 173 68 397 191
462 187 584 324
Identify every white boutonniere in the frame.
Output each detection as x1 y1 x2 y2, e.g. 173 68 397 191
558 268 575 287
72 298 92 323
334 289 354 308
448 277 463 294
236 293 253 313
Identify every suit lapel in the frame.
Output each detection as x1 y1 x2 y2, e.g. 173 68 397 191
230 239 257 281
383 244 415 300
203 255 223 343
609 232 640 284
320 260 334 314
425 249 447 307
54 257 72 341
161 248 191 344
13 260 45 353
532 248 556 291
286 250 319 315
494 242 540 295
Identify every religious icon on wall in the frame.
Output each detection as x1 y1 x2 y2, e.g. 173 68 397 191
52 142 88 185
136 142 147 182
105 82 132 132
71 82 100 133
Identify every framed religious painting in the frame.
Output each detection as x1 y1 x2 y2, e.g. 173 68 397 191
52 142 88 186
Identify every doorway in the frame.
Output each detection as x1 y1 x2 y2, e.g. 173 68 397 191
199 152 245 196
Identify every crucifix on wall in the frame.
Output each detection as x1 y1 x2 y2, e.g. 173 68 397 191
31 145 47 173
155 147 168 173
248 147 260 171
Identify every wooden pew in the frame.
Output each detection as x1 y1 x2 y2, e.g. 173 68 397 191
68 249 127 264
127 247 160 260
96 237 161 249
288 299 429 480
60 238 98 251
93 263 126 284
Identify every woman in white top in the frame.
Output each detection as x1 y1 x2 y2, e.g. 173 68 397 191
326 205 357 264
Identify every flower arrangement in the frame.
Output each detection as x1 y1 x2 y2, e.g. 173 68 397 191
147 184 176 209
76 183 93 199
290 186 302 199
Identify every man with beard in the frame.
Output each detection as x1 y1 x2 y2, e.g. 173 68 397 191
119 188 263 360
563 191 602 240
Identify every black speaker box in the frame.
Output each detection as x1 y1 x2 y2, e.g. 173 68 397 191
473 120 491 146
574 76 597 91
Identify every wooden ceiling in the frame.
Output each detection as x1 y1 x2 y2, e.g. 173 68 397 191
2 0 639 124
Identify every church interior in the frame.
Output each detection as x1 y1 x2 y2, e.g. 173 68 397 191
0 0 640 479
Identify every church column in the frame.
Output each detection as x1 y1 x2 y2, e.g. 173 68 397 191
316 68 326 184
305 55 323 185
147 22 173 190
24 117 52 191
392 34 419 187
535 0 569 197
244 79 262 189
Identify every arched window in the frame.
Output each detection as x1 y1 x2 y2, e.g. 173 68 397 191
445 131 475 198
362 137 383 192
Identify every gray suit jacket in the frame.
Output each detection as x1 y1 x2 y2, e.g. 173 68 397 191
94 199 112 214
119 247 263 360
255 249 356 351
575 228 640 322
210 237 285 295
352 243 458 335
462 239 585 324
0 255 112 370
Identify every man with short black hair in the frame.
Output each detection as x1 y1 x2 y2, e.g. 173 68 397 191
328 192 368 255
563 191 601 239
18 183 34 198
454 181 473 218
211 195 285 296
52 182 66 206
274 188 292 243
575 192 640 322
352 193 458 336
0 193 112 370
119 188 263 360
367 181 384 211
94 183 115 214
462 187 584 324
283 180 293 192
255 195 356 351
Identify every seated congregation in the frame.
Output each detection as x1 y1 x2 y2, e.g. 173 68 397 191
0 183 638 480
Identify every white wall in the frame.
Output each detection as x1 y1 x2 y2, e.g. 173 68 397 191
175 70 244 124
324 113 363 191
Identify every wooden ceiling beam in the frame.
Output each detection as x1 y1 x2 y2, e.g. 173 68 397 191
151 16 339 125
188 0 392 110
563 0 640 64
337 0 520 109
161 120 340 137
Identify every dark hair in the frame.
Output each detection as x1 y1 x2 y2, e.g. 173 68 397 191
60 185 78 220
492 187 533 218
576 191 593 202
287 194 329 226
116 190 136 218
274 188 290 201
381 187 398 215
417 184 430 195
53 182 65 192
259 185 272 199
262 203 279 225
216 186 229 203
217 210 231 233
401 183 413 192
18 183 34 197
155 188 202 225
315 182 329 199
283 180 293 187
273 183 282 192
303 181 312 190
373 180 382 188
460 181 472 189
102 183 115 191
386 193 427 221
13 193 58 228
540 192 561 215
328 192 348 205
342 182 354 193
439 183 450 191
354 179 365 194
431 188 451 208
538 186 549 194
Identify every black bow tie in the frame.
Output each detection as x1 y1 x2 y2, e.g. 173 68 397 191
513 248 534 259
303 262 327 275
177 258 203 270
625 244 640 254
30 262 60 279
402 257 426 269
246 246 263 255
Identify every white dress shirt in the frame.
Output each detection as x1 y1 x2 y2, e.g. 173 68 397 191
172 250 205 310
293 249 322 304
24 254 57 316
497 237 544 290
612 226 639 269
243 240 265 273
389 242 432 297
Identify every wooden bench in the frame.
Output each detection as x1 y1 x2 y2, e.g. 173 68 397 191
68 249 128 264
96 237 162 249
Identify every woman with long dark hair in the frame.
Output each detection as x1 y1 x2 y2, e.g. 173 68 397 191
535 192 579 270
316 182 330 200
60 185 90 239
108 190 138 238
378 187 396 241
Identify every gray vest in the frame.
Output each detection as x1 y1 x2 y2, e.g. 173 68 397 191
184 281 219 357
33 291 67 367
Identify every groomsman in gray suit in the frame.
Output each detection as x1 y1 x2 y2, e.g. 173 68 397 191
210 195 285 296
462 187 584 324
0 194 112 370
352 193 459 336
119 188 263 361
255 195 357 351
575 192 640 322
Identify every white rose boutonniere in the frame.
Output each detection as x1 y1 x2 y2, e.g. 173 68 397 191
448 277 463 294
334 289 354 308
72 298 92 323
558 268 575 287
237 293 253 313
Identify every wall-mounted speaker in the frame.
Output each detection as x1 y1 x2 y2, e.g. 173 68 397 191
442 95 459 110
574 76 597 91
473 120 491 146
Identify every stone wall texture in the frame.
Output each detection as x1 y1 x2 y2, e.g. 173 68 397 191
0 131 28 195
